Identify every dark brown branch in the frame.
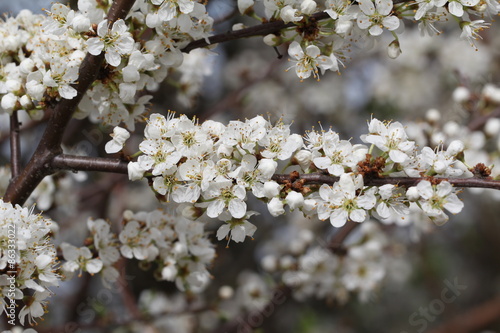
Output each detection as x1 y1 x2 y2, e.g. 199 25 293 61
271 174 500 190
3 0 136 206
428 296 500 333
327 220 360 255
45 155 500 191
182 0 414 53
9 111 21 178
182 12 330 53
467 106 500 131
52 154 129 174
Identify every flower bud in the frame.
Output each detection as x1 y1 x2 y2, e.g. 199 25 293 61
128 162 146 180
219 286 234 299
1 93 18 112
485 118 500 136
387 39 401 59
258 158 277 178
482 83 500 103
292 150 312 171
443 121 461 137
425 108 441 123
267 197 285 217
71 13 91 32
335 19 353 35
447 140 465 156
452 86 470 103
19 58 35 75
263 34 281 47
28 109 44 121
238 0 254 15
261 255 277 271
232 23 245 31
285 191 304 210
263 181 280 198
406 186 420 201
19 94 33 109
5 80 21 93
301 0 317 14
281 5 302 23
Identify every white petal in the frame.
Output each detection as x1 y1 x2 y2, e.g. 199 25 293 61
105 50 122 67
216 224 230 240
229 199 247 219
329 209 348 227
231 225 246 242
444 194 464 214
350 208 367 222
86 259 103 274
448 1 464 16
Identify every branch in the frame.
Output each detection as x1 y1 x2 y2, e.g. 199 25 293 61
182 0 414 53
428 296 500 333
182 12 330 53
327 220 359 255
9 111 21 178
271 174 500 190
52 154 129 174
3 0 136 206
46 156 500 191
467 106 500 131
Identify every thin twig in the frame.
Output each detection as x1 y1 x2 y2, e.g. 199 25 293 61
9 111 21 178
182 0 414 53
182 12 330 53
52 154 129 174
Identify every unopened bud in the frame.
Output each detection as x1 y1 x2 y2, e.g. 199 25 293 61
292 150 312 171
452 86 470 103
425 108 441 123
232 23 245 31
263 34 281 47
447 140 465 156
238 0 254 15
482 83 500 104
218 286 234 299
387 39 401 59
406 186 420 201
301 0 317 14
485 118 500 136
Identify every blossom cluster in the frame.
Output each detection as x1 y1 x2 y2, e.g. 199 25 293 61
0 0 213 126
0 199 59 326
0 0 496 126
123 113 470 242
261 220 388 302
60 209 215 293
256 0 496 79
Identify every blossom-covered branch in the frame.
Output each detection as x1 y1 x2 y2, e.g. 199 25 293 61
3 0 136 206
